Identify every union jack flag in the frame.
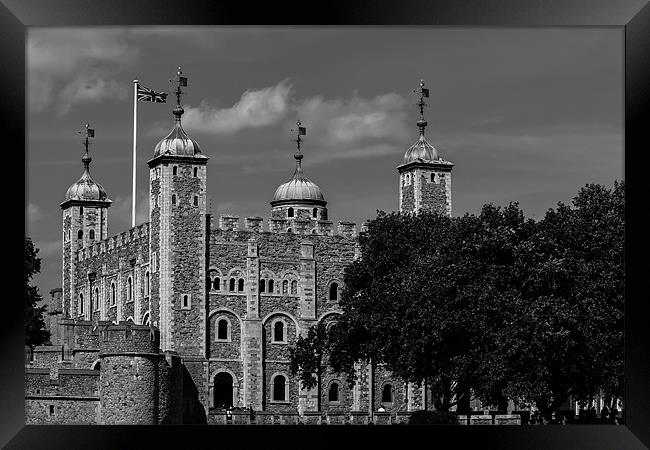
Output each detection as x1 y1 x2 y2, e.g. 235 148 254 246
137 84 168 103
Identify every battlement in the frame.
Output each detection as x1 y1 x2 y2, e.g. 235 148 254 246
77 222 150 262
210 214 370 238
99 321 160 355
25 366 99 398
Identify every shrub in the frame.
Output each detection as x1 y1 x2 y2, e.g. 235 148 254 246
409 410 459 424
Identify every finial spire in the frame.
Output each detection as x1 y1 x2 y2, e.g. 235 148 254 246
291 120 307 173
413 79 429 136
78 123 95 172
169 66 188 122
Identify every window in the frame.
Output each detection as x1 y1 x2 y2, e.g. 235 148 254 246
89 288 93 312
173 166 177 175
328 382 339 402
89 229 95 240
259 279 266 293
431 173 436 182
49 405 55 416
406 174 410 184
171 194 176 205
382 384 393 403
78 230 83 240
216 318 230 341
287 207 294 218
213 277 221 291
268 279 274 293
313 208 318 218
291 280 297 295
142 312 151 326
127 277 133 301
193 196 198 206
282 280 288 295
229 278 236 292
151 252 157 273
80 206 84 215
272 375 287 402
286 228 292 233
273 320 285 343
94 288 99 311
111 283 116 306
238 278 245 292
193 167 198 177
329 282 339 301
79 293 84 315
182 294 191 309
145 271 150 296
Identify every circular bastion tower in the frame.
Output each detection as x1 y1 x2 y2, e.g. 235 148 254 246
99 322 162 424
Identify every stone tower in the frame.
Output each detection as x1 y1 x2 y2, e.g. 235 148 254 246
60 124 111 320
147 68 209 406
99 322 161 424
398 80 453 216
270 122 328 230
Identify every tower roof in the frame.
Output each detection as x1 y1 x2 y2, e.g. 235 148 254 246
153 67 205 159
271 122 325 206
62 124 111 206
403 79 443 164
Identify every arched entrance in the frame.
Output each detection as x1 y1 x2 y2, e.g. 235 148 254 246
214 372 234 408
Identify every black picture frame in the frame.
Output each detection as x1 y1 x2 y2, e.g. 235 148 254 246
3 1 649 448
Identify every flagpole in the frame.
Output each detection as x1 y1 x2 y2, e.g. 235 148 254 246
132 79 138 228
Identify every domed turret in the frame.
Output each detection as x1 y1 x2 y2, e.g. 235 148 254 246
271 122 328 223
153 105 203 158
63 125 110 204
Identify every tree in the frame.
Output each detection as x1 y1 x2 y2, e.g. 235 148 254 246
329 204 535 412
25 237 49 347
289 321 330 411
497 182 624 420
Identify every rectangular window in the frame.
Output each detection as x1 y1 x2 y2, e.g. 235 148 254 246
151 252 157 273
49 405 55 415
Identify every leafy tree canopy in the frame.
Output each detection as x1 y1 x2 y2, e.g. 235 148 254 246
25 237 49 347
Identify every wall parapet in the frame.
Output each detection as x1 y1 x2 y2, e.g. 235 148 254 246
210 214 365 238
77 222 150 262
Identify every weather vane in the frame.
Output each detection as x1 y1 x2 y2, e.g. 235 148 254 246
291 120 307 154
78 123 95 156
169 66 188 107
413 79 430 135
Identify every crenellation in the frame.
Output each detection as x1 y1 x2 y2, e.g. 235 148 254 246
219 215 240 231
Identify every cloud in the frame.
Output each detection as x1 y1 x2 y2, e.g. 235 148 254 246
27 203 45 227
183 81 293 134
28 28 138 113
111 190 150 228
35 239 63 258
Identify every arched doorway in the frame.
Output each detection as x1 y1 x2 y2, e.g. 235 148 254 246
214 372 234 408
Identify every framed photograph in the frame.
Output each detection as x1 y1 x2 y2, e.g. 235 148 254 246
5 0 649 448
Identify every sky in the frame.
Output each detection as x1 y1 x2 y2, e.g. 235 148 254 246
26 26 623 297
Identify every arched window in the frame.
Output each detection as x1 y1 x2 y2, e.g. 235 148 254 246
182 294 190 308
313 208 318 218
328 382 339 402
173 166 177 175
127 277 133 301
217 318 229 341
111 283 116 306
193 167 198 177
193 196 198 206
259 279 266 293
273 320 285 343
238 278 245 292
145 271 150 296
282 280 288 295
287 228 292 233
89 229 95 240
171 194 176 205
268 279 275 293
142 311 151 326
272 375 287 402
78 230 83 240
79 293 84 315
431 172 436 182
406 174 410 184
213 277 221 291
382 384 393 403
290 280 297 295
229 278 236 292
94 287 99 311
329 282 339 301
287 207 294 218
311 229 318 235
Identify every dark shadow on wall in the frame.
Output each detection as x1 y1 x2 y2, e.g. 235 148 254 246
181 365 207 424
